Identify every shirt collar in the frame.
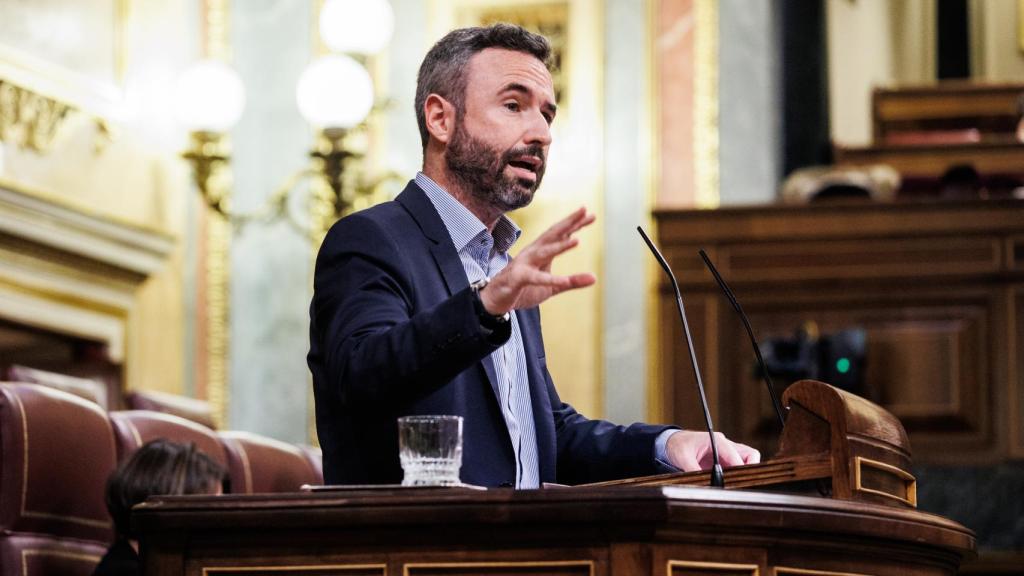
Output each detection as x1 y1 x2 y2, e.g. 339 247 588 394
416 172 521 254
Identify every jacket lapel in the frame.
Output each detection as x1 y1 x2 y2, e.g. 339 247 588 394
396 181 502 399
397 182 467 296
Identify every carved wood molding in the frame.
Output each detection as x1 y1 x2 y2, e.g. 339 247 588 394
0 181 173 278
0 181 174 362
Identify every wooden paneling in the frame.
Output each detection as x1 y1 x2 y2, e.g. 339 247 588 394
1010 236 1024 270
833 142 1024 179
775 569 870 576
659 547 764 576
870 83 1024 140
836 83 1024 184
722 293 994 460
1014 289 1024 458
662 294 720 429
198 566 384 576
404 561 594 576
654 199 1024 465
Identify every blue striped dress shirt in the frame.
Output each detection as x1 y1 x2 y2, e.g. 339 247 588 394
416 172 541 488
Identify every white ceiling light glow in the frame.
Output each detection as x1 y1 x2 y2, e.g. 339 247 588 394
319 0 395 55
174 60 246 133
296 54 375 129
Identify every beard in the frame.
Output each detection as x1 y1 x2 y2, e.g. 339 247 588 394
445 120 546 213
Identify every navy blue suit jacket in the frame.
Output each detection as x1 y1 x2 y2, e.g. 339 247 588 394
308 181 673 487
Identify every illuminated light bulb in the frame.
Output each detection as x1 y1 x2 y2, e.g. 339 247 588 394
174 60 246 132
296 55 374 129
319 0 394 55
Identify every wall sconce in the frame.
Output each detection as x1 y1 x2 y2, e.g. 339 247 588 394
175 60 245 216
177 0 395 236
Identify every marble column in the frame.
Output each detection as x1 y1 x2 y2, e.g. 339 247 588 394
228 0 313 442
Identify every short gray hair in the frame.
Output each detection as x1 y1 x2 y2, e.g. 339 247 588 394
415 24 552 150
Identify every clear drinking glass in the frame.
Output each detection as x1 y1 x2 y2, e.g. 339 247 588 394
398 415 463 486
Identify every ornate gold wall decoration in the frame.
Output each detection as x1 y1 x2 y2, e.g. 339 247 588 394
205 211 230 428
0 81 73 153
473 3 569 105
0 0 198 400
0 0 128 152
199 0 233 428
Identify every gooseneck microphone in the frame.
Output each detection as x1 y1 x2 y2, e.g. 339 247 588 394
698 249 787 431
637 226 724 488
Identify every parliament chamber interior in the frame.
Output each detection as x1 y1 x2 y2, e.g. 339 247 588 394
0 0 1022 574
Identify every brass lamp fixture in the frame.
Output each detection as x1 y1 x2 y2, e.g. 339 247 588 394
177 0 395 236
175 59 246 218
311 128 355 219
181 131 230 215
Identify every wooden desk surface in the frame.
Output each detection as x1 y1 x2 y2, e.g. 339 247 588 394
135 485 974 576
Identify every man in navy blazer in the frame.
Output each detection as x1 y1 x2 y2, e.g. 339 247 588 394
308 24 759 488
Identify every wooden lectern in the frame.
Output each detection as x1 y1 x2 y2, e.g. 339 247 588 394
585 380 919 510
135 381 975 575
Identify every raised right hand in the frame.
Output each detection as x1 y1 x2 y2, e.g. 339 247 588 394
478 207 596 315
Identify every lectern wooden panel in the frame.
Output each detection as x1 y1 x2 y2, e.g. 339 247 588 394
136 486 973 576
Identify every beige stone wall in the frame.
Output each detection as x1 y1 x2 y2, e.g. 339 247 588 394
0 1 197 396
827 0 898 147
970 0 1024 81
829 0 1023 147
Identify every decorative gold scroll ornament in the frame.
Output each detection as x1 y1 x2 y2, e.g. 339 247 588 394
0 80 72 153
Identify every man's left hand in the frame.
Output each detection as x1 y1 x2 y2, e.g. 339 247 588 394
665 430 760 472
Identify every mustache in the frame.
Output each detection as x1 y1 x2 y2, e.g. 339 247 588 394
501 144 546 170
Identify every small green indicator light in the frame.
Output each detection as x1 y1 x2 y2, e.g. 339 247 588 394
836 358 851 374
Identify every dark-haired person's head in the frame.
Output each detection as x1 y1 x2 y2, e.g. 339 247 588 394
415 23 552 150
106 439 226 540
416 24 556 218
939 164 983 199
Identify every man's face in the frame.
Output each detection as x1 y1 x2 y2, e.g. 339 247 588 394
445 48 556 213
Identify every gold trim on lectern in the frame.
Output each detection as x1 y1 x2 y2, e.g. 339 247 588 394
775 567 871 576
202 563 386 575
404 560 594 576
667 559 759 575
22 549 102 575
854 456 917 507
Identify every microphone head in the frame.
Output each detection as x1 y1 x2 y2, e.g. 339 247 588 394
637 226 675 281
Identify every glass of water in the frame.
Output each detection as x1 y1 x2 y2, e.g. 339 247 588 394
398 415 463 486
